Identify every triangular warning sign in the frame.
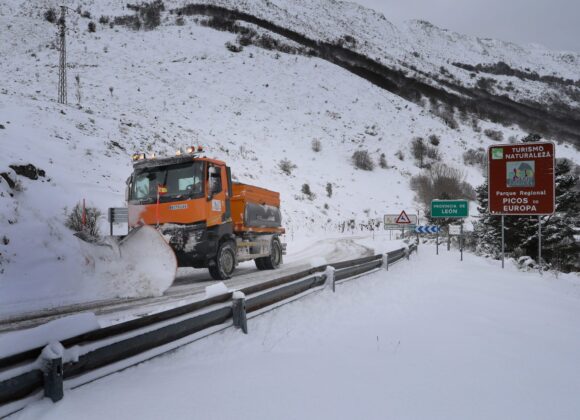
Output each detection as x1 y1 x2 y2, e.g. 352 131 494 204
395 210 412 224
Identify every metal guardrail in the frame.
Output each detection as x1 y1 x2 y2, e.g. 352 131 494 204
0 243 417 415
107 207 128 236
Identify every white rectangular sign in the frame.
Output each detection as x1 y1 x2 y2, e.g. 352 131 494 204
449 225 461 235
384 212 418 226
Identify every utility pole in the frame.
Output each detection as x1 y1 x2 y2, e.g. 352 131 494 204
57 6 67 104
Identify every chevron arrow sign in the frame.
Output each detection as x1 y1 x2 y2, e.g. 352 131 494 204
415 225 440 234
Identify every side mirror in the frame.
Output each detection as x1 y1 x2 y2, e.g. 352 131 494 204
208 177 219 200
125 176 132 202
207 167 220 200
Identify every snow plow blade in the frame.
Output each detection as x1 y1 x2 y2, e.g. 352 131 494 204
75 225 177 298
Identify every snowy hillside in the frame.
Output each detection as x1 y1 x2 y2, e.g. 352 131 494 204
17 0 579 140
0 0 579 312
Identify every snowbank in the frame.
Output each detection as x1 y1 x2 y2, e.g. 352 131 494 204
204 282 229 298
80 226 177 299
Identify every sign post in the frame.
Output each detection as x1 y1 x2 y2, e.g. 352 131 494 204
431 200 469 260
488 142 555 270
460 223 463 261
538 216 542 273
501 215 505 269
384 212 418 241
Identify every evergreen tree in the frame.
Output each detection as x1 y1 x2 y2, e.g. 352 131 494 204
538 159 579 271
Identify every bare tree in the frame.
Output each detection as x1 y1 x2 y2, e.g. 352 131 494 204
411 137 427 168
311 139 322 152
75 74 82 105
410 163 475 210
352 150 374 171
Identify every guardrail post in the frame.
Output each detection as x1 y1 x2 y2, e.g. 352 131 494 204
232 291 248 334
383 253 389 271
324 266 336 292
44 357 64 402
41 343 64 403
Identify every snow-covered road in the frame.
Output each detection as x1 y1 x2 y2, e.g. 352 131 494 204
13 245 580 420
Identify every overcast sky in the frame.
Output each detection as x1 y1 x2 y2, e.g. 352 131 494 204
352 0 579 52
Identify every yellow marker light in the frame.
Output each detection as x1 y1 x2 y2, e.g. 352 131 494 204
186 146 195 154
175 150 182 156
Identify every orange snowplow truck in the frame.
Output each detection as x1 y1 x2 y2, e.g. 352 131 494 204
126 148 285 280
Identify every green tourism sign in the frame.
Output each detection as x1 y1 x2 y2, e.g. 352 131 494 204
431 200 469 218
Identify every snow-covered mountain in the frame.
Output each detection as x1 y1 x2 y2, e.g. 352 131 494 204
0 0 579 310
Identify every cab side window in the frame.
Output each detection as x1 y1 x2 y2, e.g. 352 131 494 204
209 165 222 194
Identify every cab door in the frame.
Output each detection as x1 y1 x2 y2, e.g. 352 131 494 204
206 163 228 227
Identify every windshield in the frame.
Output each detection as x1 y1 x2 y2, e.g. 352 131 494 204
130 161 204 203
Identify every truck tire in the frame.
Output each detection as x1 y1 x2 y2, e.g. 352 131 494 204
209 241 236 280
255 238 282 270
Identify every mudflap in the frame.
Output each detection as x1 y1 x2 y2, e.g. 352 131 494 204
75 226 178 298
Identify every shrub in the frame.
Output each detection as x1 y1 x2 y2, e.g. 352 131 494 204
200 15 237 32
395 150 405 161
279 158 297 175
352 150 374 171
225 42 243 53
116 1 164 30
44 8 57 23
365 124 379 136
99 15 110 24
379 153 388 169
127 0 165 30
428 134 440 146
311 139 321 152
522 133 542 143
301 183 315 200
138 0 164 30
336 34 357 48
476 77 496 91
65 202 101 237
175 15 184 26
484 129 504 141
88 21 96 32
463 148 487 170
114 14 141 30
326 182 333 198
81 10 91 19
432 107 459 129
426 146 441 161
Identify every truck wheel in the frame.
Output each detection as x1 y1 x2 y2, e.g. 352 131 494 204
255 238 282 270
209 241 236 280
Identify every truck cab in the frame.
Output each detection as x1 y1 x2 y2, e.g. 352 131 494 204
126 148 284 280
